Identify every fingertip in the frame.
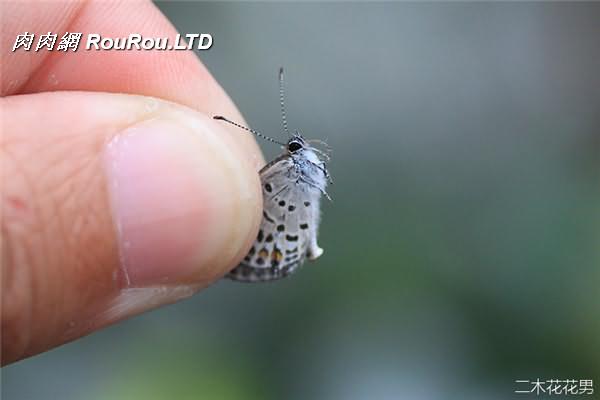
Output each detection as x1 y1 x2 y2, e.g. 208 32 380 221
105 107 262 288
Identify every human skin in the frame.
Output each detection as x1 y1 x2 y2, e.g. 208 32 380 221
1 1 263 365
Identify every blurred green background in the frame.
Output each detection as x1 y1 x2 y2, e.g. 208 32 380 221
3 2 599 399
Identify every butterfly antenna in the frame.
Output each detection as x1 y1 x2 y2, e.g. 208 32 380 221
279 67 290 136
213 116 286 146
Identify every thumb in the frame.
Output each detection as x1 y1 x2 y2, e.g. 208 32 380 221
1 92 262 365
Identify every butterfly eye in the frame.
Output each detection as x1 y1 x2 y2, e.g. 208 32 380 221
288 141 303 153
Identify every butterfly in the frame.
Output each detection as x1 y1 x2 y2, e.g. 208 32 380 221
214 68 331 282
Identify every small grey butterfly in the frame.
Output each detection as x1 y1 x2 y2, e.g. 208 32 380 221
214 68 331 282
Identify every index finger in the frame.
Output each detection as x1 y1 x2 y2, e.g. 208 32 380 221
1 1 263 167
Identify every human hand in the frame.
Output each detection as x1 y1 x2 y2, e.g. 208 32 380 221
1 1 263 365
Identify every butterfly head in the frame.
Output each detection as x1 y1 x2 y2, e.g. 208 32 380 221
286 134 307 155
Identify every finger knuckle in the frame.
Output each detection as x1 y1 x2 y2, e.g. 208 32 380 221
1 152 39 363
1 138 110 363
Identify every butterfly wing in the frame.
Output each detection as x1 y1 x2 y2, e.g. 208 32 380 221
227 155 322 282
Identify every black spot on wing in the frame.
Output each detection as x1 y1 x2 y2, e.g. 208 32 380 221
263 211 275 223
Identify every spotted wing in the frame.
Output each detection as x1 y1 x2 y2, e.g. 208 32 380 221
227 156 321 282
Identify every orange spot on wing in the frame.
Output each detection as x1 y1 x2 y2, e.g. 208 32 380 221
271 249 283 262
258 249 269 259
